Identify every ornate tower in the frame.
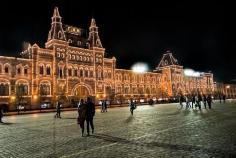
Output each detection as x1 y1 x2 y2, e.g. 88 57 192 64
46 7 67 48
87 18 103 48
155 51 184 97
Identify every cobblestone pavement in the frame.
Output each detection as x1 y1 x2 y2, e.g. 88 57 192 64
1 101 236 158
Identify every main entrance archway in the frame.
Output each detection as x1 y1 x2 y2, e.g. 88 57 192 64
72 84 92 101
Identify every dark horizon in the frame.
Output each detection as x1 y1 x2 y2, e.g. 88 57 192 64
0 1 235 83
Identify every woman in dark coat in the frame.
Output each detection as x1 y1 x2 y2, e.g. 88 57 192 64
78 99 87 136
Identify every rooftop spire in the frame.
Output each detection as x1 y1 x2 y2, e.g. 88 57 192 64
46 7 66 43
90 18 96 27
88 18 103 48
53 7 61 17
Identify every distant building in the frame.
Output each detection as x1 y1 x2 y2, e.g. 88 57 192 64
0 7 215 111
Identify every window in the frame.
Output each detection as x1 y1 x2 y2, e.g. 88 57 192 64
0 65 2 73
57 52 60 57
0 84 9 96
72 55 75 60
74 69 78 76
80 69 83 77
58 31 62 39
68 39 72 43
39 66 44 75
46 66 51 75
68 68 72 76
77 41 82 46
85 70 88 77
40 84 50 95
17 68 21 74
59 68 63 78
24 68 28 75
90 71 93 77
5 66 9 73
16 84 28 96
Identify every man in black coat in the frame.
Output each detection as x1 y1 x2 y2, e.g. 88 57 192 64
0 107 3 123
86 97 95 136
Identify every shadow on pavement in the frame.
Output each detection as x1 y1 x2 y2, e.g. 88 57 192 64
91 133 236 157
124 115 134 123
0 122 14 125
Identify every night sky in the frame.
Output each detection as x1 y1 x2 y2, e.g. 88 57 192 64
0 1 235 83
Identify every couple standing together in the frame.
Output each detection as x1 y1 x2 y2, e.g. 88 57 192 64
78 97 95 137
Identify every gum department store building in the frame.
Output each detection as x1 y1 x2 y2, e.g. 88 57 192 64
0 7 214 110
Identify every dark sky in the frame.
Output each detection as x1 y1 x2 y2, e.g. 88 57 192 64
0 1 235 83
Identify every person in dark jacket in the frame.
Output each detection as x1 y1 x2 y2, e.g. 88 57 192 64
78 99 87 136
0 107 3 123
85 97 95 136
55 101 61 118
207 95 213 109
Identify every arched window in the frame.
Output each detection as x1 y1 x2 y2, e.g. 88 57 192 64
90 70 93 77
77 41 82 46
24 67 28 75
39 84 51 95
85 69 88 77
80 69 83 77
68 39 72 43
39 65 44 75
5 66 9 74
16 84 28 96
68 68 72 76
58 67 63 78
74 69 78 76
0 83 9 96
17 67 21 74
46 66 51 75
58 31 63 39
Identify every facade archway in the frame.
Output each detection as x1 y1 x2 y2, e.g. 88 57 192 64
72 84 92 101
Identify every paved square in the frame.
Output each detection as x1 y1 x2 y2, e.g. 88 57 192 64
1 101 236 158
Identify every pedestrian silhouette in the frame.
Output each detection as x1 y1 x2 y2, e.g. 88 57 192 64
78 99 86 136
85 97 95 136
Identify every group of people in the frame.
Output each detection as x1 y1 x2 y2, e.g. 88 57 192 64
77 97 95 137
179 94 213 110
100 100 108 113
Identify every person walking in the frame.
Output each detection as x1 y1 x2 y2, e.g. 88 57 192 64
104 100 107 112
78 99 87 136
0 107 3 123
207 95 213 109
223 95 226 103
203 94 207 109
129 99 136 115
55 101 61 118
101 100 105 113
85 97 95 136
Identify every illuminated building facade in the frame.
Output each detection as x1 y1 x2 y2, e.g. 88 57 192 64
0 7 215 110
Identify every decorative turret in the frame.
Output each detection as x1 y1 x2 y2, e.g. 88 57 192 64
156 50 179 70
47 7 66 41
87 18 103 48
